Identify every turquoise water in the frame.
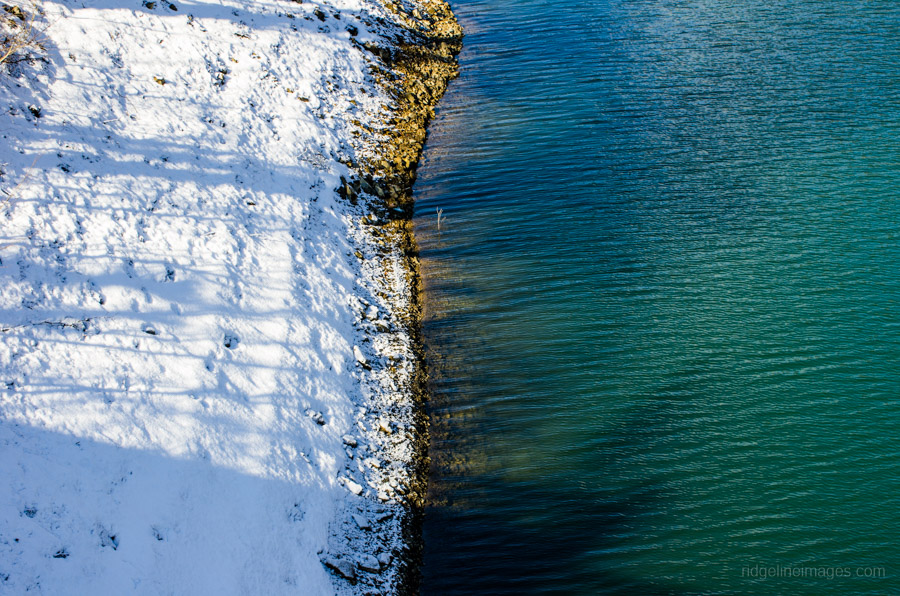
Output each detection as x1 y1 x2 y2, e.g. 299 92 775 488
412 0 900 594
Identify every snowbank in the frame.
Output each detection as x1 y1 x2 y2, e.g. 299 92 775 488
0 0 459 593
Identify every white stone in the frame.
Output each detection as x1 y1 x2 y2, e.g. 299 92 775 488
353 345 367 365
343 478 363 495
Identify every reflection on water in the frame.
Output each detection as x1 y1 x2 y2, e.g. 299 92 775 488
414 0 900 594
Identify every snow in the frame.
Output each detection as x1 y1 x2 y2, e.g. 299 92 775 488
0 0 425 592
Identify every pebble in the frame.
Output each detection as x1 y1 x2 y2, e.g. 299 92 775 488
377 418 392 434
378 552 392 567
342 434 358 448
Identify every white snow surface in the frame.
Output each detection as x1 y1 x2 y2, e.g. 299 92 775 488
0 0 421 593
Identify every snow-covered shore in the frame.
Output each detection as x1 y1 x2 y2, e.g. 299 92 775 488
0 0 459 593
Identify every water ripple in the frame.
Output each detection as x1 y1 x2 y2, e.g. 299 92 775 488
415 0 900 593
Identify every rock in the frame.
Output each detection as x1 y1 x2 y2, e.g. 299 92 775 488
366 305 378 320
324 556 357 582
344 478 363 495
353 346 371 370
375 512 393 522
353 346 366 363
358 554 381 573
377 418 392 434
342 434 358 448
307 410 325 425
378 552 392 567
5 4 26 19
352 514 371 530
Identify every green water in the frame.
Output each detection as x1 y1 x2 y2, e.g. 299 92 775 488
412 0 899 593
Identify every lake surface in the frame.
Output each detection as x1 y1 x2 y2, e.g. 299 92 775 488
411 1 899 593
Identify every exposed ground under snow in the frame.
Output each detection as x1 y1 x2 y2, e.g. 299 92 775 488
0 0 435 592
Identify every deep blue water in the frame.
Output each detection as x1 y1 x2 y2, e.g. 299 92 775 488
412 1 899 594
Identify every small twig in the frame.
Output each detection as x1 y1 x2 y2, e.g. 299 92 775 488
436 207 443 230
0 317 94 333
0 2 47 68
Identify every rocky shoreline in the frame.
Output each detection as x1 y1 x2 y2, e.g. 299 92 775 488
0 0 458 592
325 0 461 593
